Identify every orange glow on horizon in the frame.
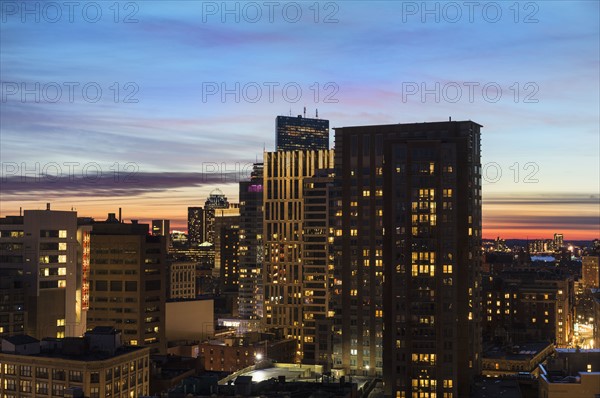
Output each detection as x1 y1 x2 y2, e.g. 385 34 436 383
1 189 598 241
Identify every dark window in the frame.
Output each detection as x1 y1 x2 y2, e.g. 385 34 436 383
110 281 122 291
96 280 108 291
125 281 138 291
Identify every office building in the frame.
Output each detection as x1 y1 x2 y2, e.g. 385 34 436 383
187 207 204 246
238 163 264 320
331 121 483 398
276 115 329 151
0 327 150 398
86 215 167 353
0 207 84 339
263 149 334 362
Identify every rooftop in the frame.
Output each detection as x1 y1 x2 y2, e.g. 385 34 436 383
483 342 553 361
3 335 39 346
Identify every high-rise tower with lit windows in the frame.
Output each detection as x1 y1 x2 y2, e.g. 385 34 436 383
332 121 482 398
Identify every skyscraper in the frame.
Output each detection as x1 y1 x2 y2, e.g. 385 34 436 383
204 189 230 244
238 163 265 320
332 121 482 398
187 207 204 246
263 149 334 361
276 115 329 151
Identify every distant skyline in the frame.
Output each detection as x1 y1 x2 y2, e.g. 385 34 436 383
1 1 598 239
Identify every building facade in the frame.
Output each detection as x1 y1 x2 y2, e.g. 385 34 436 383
152 220 171 248
0 328 150 398
187 207 204 247
168 261 197 299
482 268 574 347
204 189 230 245
263 149 334 362
0 208 84 339
0 268 26 338
582 256 600 290
219 222 240 293
238 163 264 320
331 121 483 398
86 216 167 353
302 169 335 366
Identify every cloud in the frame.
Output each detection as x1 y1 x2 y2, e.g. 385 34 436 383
0 171 252 201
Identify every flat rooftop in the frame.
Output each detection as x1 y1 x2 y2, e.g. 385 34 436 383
232 365 371 391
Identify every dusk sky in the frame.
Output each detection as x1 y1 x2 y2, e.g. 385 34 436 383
1 1 598 240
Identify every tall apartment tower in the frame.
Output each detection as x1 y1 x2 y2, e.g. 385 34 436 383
276 115 329 151
86 214 167 354
218 220 240 293
0 208 84 339
238 163 265 320
302 168 335 365
263 149 334 362
332 121 482 398
187 207 204 246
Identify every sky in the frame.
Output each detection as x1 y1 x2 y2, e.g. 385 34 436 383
1 1 599 240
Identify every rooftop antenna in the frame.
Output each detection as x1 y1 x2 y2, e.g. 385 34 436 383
316 109 318 118
303 106 306 118
289 108 292 116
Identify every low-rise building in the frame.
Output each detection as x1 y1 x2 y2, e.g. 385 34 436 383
539 369 600 398
539 348 600 398
481 342 554 377
0 327 150 398
197 332 296 372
